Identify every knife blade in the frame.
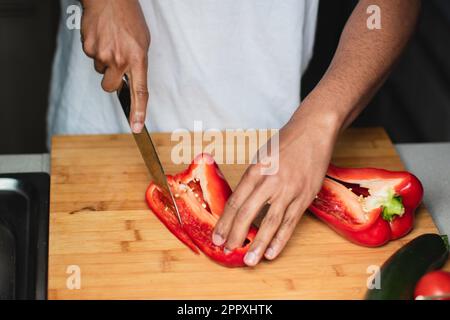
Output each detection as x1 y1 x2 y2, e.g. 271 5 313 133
117 76 183 225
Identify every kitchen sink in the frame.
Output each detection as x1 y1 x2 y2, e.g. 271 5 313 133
0 173 49 300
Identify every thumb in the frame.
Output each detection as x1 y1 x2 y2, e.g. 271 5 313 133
129 57 149 133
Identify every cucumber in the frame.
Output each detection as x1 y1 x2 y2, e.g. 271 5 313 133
365 233 449 300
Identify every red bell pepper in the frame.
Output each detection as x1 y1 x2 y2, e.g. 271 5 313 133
309 164 424 247
146 153 257 267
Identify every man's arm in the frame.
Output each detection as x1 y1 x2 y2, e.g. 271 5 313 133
213 0 421 266
80 0 150 133
301 0 421 130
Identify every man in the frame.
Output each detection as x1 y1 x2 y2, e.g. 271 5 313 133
48 0 420 266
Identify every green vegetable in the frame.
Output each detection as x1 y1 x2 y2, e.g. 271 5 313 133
382 196 404 222
365 233 449 300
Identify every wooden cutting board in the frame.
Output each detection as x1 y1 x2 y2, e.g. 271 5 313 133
48 128 449 299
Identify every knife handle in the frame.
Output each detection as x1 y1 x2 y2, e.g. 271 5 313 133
117 75 132 121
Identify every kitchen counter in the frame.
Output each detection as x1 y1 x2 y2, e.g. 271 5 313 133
0 154 49 174
396 143 450 237
0 143 448 237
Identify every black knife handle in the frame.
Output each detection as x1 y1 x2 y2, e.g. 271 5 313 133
117 75 132 121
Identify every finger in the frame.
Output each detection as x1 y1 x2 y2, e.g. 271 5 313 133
81 33 96 58
243 199 290 266
101 65 125 92
224 179 273 251
129 57 149 133
212 166 263 246
264 197 307 260
94 60 107 74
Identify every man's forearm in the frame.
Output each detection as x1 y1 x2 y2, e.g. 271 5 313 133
293 0 421 131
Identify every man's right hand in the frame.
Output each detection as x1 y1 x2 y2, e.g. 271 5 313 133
80 0 150 133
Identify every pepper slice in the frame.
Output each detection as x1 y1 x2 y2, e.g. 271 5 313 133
146 153 257 267
309 164 424 247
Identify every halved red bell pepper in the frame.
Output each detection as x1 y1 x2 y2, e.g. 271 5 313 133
146 153 257 267
309 164 424 247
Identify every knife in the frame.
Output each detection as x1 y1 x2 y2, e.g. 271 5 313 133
117 76 183 225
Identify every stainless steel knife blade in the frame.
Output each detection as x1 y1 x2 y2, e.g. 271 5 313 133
117 76 183 225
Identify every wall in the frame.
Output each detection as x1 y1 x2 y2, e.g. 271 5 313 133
0 0 59 154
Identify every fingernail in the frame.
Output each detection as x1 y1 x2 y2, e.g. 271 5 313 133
132 122 143 133
265 247 275 260
244 251 257 266
212 233 225 246
224 247 232 254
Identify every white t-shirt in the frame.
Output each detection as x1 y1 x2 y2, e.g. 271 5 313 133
48 0 318 144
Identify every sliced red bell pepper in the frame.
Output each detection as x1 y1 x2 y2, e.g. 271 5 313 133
146 153 257 267
309 164 424 247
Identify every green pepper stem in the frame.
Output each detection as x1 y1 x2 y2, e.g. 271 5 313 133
441 234 449 251
381 195 405 222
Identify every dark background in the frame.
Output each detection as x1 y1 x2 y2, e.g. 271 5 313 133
1 0 450 154
302 0 450 143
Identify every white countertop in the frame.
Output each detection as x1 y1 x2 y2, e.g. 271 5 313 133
396 143 450 237
0 154 49 173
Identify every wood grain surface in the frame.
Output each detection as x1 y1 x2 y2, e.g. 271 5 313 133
48 128 449 299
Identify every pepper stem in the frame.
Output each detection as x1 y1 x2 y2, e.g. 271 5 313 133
441 234 449 251
381 195 405 222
